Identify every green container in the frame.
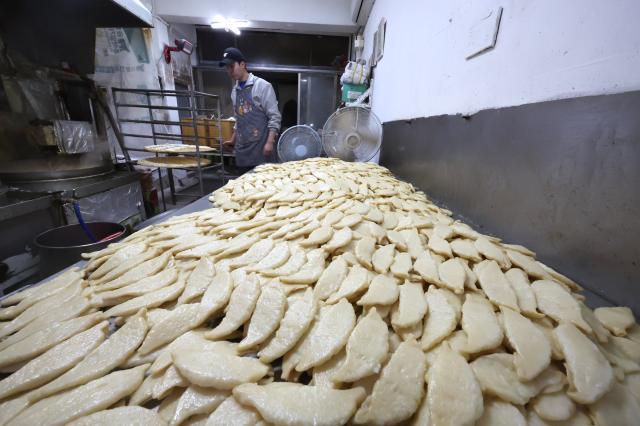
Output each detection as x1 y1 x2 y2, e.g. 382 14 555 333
341 83 368 102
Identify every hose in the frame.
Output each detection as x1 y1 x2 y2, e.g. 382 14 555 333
72 201 97 243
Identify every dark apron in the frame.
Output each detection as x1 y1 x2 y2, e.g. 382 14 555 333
234 84 272 167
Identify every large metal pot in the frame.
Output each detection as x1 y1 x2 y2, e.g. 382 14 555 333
34 221 127 278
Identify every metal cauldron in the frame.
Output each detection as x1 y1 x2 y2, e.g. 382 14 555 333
34 221 127 278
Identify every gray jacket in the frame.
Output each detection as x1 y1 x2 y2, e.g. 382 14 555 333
230 73 281 132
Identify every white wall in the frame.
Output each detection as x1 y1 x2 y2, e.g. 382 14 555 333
363 0 640 123
153 0 355 33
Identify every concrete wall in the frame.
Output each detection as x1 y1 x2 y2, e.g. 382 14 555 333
363 0 640 122
381 90 640 314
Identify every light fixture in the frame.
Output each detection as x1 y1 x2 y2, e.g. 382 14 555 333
210 16 250 35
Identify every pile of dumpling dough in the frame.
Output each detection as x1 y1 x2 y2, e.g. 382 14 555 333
0 157 639 426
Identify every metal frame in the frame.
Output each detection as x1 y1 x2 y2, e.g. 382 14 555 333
111 87 230 211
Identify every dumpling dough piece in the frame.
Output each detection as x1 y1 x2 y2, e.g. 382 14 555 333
205 395 261 426
280 248 326 285
0 269 81 320
179 258 215 304
421 287 459 351
0 322 107 400
335 213 363 229
0 312 103 369
413 251 442 285
386 230 407 252
461 293 503 354
92 248 158 285
326 265 370 304
6 364 147 426
94 251 170 291
205 276 260 340
260 244 306 277
88 244 146 279
332 308 389 383
504 268 541 317
173 350 268 389
214 234 261 261
357 274 399 306
372 244 396 274
501 307 551 380
470 353 539 405
152 365 188 400
140 270 234 355
353 339 426 425
28 310 148 402
323 227 353 252
294 299 356 372
321 210 344 226
258 288 317 363
150 332 237 376
66 406 165 426
0 278 84 339
104 280 185 318
312 351 346 388
449 238 482 262
355 221 386 244
427 343 484 426
553 323 614 404
96 268 177 305
588 381 640 426
580 303 610 343
171 386 228 426
474 260 519 311
474 237 510 269
138 305 204 356
427 234 452 257
391 282 427 328
313 256 348 301
233 382 365 426
531 391 575 421
301 225 334 247
399 229 424 260
476 399 526 426
437 258 465 294
531 280 591 333
382 212 399 229
247 241 290 272
230 238 275 268
1 295 91 352
506 250 549 279
355 237 376 269
390 252 412 280
594 306 636 337
238 285 287 351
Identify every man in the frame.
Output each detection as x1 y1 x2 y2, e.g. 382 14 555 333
219 47 281 172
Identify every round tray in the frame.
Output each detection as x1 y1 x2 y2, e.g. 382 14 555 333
137 156 212 169
144 144 218 154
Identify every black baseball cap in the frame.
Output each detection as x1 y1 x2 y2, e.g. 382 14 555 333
219 47 246 67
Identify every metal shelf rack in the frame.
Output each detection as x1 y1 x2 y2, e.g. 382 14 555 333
111 88 232 211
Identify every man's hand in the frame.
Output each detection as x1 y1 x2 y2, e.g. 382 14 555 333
263 129 277 157
263 140 274 156
222 139 235 152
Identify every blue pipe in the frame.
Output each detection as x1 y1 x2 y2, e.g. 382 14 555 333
72 201 97 243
